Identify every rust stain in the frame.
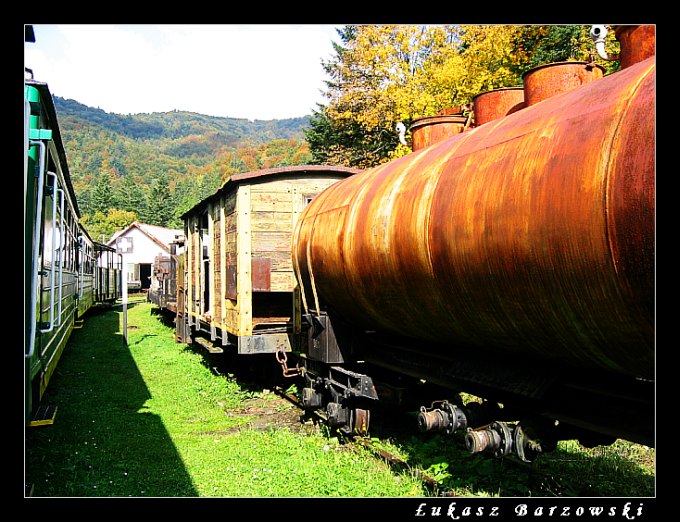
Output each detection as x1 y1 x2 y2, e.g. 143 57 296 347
410 114 468 150
522 61 604 107
473 87 525 126
294 58 655 379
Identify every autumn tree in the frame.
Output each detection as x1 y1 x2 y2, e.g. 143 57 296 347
81 208 137 243
307 24 617 169
308 25 463 168
510 25 619 74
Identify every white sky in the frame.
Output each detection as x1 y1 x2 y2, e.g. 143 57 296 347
25 24 343 121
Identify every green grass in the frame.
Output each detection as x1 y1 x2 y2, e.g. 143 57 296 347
25 298 655 498
24 298 423 497
368 432 655 497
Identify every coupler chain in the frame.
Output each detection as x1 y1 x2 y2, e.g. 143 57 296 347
276 348 302 378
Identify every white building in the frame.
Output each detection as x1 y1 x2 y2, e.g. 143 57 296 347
107 222 183 292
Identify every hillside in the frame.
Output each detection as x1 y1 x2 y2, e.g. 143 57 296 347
52 96 313 235
54 96 310 144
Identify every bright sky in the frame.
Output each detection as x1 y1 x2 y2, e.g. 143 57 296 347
25 24 343 121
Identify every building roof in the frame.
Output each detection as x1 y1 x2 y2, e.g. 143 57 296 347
107 222 183 252
180 164 361 219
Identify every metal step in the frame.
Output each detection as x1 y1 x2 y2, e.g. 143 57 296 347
193 336 223 353
29 404 57 427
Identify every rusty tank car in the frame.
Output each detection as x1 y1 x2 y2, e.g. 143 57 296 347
292 25 655 458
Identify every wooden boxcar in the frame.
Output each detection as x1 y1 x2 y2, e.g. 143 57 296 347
148 236 184 313
178 165 359 354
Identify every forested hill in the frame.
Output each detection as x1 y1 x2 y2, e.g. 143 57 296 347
54 96 310 143
52 96 313 237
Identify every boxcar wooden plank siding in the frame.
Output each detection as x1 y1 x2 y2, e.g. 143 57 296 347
208 202 216 339
220 202 227 333
250 191 293 212
212 201 222 326
179 166 360 353
236 185 252 336
251 211 294 231
253 251 292 271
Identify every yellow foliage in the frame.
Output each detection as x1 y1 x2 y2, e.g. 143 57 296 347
326 25 465 128
318 24 611 167
81 208 137 242
324 24 530 133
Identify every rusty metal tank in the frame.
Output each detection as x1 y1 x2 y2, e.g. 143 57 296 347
409 113 469 150
616 25 655 69
522 61 605 106
293 55 655 380
472 87 525 126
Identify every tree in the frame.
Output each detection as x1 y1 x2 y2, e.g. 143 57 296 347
518 25 620 74
143 172 174 227
118 174 147 216
307 25 464 168
90 171 115 214
81 208 137 243
454 25 525 96
307 24 618 169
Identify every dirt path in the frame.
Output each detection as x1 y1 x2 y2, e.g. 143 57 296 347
225 390 319 434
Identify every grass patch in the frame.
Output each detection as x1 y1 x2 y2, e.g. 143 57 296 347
25 298 655 498
370 432 655 497
24 298 423 497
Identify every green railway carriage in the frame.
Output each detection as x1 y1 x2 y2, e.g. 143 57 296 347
24 76 122 426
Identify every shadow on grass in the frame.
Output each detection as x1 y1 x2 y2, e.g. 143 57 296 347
25 302 198 497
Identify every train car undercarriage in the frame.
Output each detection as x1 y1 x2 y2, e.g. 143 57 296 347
297 310 654 463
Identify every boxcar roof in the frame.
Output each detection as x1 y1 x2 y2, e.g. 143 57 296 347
180 164 361 219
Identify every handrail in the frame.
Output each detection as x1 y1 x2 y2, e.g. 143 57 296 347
78 235 84 298
55 186 65 326
26 140 46 358
39 172 59 333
